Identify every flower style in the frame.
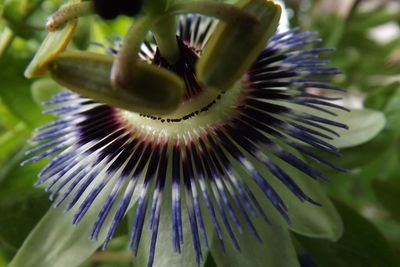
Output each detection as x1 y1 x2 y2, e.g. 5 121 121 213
23 6 347 267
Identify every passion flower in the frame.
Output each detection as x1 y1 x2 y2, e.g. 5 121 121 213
23 1 347 267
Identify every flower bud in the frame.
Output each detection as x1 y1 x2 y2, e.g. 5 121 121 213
49 51 184 115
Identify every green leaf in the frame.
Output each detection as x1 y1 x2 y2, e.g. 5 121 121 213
0 100 21 131
365 82 400 135
325 129 396 170
328 108 385 149
0 123 29 164
351 8 400 31
0 251 6 267
30 78 62 105
8 181 136 267
0 143 50 251
0 191 49 250
0 55 52 128
296 200 399 267
0 145 49 250
2 0 44 39
373 179 400 222
364 83 400 111
2 0 43 22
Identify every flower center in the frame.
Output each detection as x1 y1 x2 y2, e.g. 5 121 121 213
116 35 243 140
119 81 242 140
153 37 203 100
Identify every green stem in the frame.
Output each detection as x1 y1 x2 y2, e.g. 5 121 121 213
142 0 169 15
151 15 180 64
346 0 364 23
1 0 45 55
142 0 180 64
45 2 94 32
326 0 363 47
170 0 258 26
111 0 259 86
111 16 154 90
147 0 259 63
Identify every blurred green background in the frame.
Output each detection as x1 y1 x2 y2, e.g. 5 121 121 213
0 0 400 266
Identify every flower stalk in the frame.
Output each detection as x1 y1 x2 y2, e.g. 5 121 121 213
150 16 180 64
45 1 94 32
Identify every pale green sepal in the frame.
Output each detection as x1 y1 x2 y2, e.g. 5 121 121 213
24 0 80 79
49 51 185 115
135 186 213 267
8 183 127 267
284 102 386 149
253 147 344 241
329 108 386 149
196 0 281 92
287 182 343 242
277 163 343 241
211 212 300 267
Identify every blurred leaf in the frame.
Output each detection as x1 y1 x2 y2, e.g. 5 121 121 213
2 0 43 22
30 78 62 105
351 9 400 31
0 99 24 132
0 123 29 163
364 83 400 111
90 16 134 45
0 145 45 192
8 180 133 267
0 191 49 250
0 144 50 251
2 0 44 39
365 82 400 135
326 145 398 208
296 200 399 267
72 16 92 50
325 128 396 170
0 255 6 267
373 179 400 222
0 55 52 128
